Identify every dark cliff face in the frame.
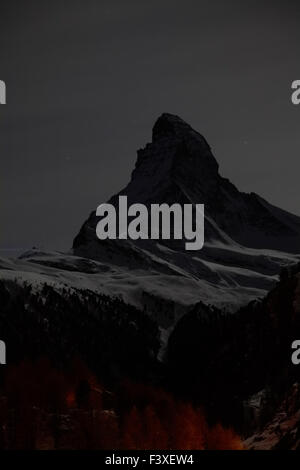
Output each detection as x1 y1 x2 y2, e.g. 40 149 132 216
70 114 300 314
167 264 300 435
73 113 300 254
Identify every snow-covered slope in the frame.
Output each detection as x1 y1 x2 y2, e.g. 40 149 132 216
0 240 298 326
1 113 299 321
71 113 299 314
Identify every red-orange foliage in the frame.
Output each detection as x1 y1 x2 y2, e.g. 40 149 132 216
119 382 242 450
0 360 243 450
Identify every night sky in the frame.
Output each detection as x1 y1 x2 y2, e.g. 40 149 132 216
1 0 300 254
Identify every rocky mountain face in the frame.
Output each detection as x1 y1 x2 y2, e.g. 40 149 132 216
71 113 300 314
0 114 299 321
0 114 300 449
0 113 299 321
75 113 300 253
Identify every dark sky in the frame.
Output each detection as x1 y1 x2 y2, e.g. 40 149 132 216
1 0 300 254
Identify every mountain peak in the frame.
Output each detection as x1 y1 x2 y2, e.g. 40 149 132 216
152 113 198 142
73 114 300 256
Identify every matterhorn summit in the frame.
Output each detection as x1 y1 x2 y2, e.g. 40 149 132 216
1 114 299 320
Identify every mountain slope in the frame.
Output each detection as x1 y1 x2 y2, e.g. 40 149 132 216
0 113 299 319
69 113 300 314
74 113 300 254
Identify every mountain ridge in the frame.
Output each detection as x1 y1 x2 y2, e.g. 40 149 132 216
74 113 300 254
0 113 299 320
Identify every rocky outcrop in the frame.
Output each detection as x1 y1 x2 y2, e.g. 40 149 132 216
71 113 300 312
74 113 300 253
